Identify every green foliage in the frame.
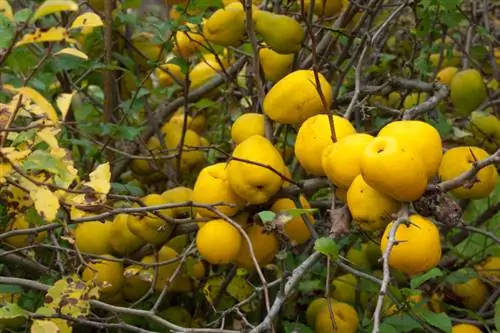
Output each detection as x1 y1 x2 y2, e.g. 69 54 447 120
314 237 339 260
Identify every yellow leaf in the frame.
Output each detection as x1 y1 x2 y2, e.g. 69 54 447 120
56 92 75 120
86 162 110 195
37 127 61 150
16 27 76 47
70 12 103 29
32 0 78 21
17 87 59 123
1 147 31 163
0 0 13 22
31 320 60 333
55 48 89 61
31 186 60 222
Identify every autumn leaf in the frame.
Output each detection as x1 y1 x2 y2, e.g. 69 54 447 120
86 162 111 195
15 27 76 47
31 320 63 333
16 87 59 124
70 12 104 29
32 0 78 22
31 186 60 221
55 48 89 61
0 0 13 21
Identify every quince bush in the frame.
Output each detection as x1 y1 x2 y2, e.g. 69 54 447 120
0 0 498 333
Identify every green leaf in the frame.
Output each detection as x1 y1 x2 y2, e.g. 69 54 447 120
410 268 444 289
314 237 339 260
380 323 398 333
0 303 27 320
283 321 314 333
284 208 318 218
298 279 323 293
25 207 46 226
383 313 422 332
258 211 276 223
14 8 32 23
420 310 452 333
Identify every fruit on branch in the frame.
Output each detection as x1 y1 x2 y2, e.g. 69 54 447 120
438 146 498 199
387 91 402 108
451 275 488 310
429 50 462 68
203 2 248 47
3 214 47 248
130 32 165 68
233 223 279 270
314 301 359 333
263 70 333 125
475 256 500 281
302 0 343 18
253 10 305 54
380 214 441 276
450 69 487 116
153 245 194 293
167 107 207 135
74 221 113 255
322 133 374 189
169 5 202 21
160 186 196 218
162 122 205 173
174 22 205 57
231 113 265 145
127 194 174 245
361 136 428 202
295 114 356 176
258 47 294 82
330 273 358 304
436 66 458 86
466 110 500 154
345 242 380 271
82 255 125 297
196 219 242 264
226 135 286 204
377 120 443 179
130 136 165 178
451 324 482 333
109 214 145 256
402 92 428 109
193 163 246 217
270 195 315 245
189 53 231 90
155 63 185 88
347 174 400 232
306 297 331 327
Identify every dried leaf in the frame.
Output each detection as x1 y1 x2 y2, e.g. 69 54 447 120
17 87 59 123
32 0 78 22
70 12 104 29
55 48 89 61
16 27 76 47
330 205 351 237
31 186 60 221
